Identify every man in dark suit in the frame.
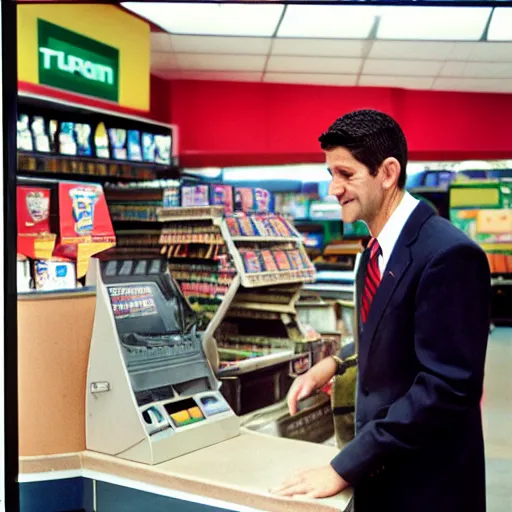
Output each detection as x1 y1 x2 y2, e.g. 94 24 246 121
272 109 490 511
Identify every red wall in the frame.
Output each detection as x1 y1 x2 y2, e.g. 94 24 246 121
162 79 512 167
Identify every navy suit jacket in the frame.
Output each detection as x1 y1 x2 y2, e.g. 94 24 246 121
331 202 491 512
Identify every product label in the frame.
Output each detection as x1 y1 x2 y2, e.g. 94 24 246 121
108 285 158 320
68 186 99 235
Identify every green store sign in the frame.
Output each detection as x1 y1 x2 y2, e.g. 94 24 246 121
37 19 119 103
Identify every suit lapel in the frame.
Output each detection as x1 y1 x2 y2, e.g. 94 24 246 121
359 202 435 377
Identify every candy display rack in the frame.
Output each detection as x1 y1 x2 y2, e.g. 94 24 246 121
152 207 322 414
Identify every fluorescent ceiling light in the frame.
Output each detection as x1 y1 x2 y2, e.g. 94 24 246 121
224 165 331 183
377 6 492 41
487 8 512 41
122 2 284 37
277 5 378 39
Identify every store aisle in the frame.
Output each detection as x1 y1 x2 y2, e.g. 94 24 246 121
483 327 512 512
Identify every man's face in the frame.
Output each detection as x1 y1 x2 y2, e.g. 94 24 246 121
326 146 382 225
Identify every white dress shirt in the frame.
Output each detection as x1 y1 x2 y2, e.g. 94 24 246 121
375 191 419 275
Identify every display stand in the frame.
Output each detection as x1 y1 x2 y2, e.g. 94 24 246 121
154 207 339 426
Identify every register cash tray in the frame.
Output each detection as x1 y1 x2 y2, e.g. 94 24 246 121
86 257 239 465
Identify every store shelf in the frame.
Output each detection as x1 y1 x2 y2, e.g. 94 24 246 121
157 206 225 222
229 300 296 315
241 270 315 288
18 286 97 301
231 236 300 243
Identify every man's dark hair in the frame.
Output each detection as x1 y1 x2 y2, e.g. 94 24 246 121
318 109 408 189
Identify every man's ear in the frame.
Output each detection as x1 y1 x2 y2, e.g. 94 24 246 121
380 157 401 190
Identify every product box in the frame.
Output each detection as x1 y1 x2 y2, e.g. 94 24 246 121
17 186 51 235
33 259 76 291
181 185 210 207
53 182 116 278
254 188 274 213
17 255 32 292
210 184 234 213
234 187 255 212
163 187 180 207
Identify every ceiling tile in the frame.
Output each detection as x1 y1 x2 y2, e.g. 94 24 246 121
122 2 284 37
440 61 467 77
433 77 512 93
277 5 377 39
264 73 357 86
267 56 361 74
463 62 512 78
368 41 455 61
272 38 368 58
377 6 491 41
467 42 512 63
448 42 475 61
175 53 267 72
362 59 443 77
169 35 271 55
151 33 173 52
359 75 434 89
151 52 178 70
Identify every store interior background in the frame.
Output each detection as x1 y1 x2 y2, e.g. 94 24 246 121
15 2 512 511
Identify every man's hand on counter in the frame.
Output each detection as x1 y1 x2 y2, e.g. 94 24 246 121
287 356 338 415
270 465 350 498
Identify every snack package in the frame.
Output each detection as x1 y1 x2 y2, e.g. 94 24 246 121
181 185 209 207
270 216 294 237
287 250 303 270
226 217 241 236
238 217 256 236
250 214 269 237
240 250 262 273
273 250 292 271
254 188 274 212
234 187 255 212
260 250 278 272
210 184 234 213
127 130 143 161
142 133 156 162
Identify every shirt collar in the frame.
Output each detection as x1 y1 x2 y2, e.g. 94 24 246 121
376 191 419 264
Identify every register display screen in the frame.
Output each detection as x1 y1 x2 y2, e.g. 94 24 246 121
107 281 180 335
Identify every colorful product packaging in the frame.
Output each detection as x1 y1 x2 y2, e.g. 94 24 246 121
33 258 76 291
240 249 263 273
210 184 234 213
17 186 56 260
53 182 116 278
273 250 292 271
238 217 256 236
253 188 274 213
287 250 304 270
260 250 278 272
181 185 210 207
234 187 255 212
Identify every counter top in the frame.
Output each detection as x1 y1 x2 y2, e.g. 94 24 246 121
20 430 352 512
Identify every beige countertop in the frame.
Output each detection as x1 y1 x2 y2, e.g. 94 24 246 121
20 430 352 512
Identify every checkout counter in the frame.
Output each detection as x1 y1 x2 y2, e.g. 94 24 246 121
18 255 352 512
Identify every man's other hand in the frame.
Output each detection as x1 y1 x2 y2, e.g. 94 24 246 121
270 465 350 499
287 356 338 415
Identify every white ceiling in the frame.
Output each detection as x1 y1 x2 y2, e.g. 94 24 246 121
122 3 512 93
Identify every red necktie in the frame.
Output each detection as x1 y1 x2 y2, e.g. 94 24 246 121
361 238 382 324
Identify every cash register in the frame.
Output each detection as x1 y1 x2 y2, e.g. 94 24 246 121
86 257 239 465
